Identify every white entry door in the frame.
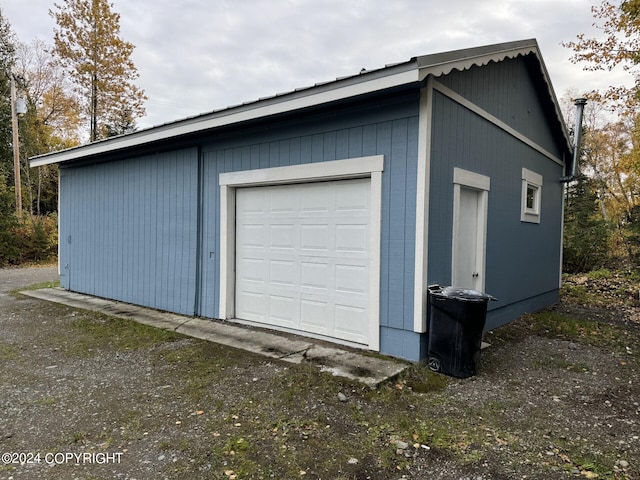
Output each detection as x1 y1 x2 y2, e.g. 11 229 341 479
235 178 371 345
452 168 490 291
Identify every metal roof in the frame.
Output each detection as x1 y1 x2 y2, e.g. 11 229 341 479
30 38 570 167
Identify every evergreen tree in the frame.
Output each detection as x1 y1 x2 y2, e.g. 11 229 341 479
0 174 19 265
0 7 16 183
50 0 146 141
563 175 611 272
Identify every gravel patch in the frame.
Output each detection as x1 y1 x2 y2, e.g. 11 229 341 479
0 266 638 479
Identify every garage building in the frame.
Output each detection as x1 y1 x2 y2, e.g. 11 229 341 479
31 39 573 361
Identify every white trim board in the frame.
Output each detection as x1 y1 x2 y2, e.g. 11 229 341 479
31 70 418 168
218 155 384 352
413 78 434 333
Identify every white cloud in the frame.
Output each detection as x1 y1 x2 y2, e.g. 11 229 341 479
1 0 634 130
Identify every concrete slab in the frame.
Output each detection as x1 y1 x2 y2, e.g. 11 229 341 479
22 288 407 387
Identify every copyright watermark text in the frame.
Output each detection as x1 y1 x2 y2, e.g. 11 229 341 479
2 451 123 466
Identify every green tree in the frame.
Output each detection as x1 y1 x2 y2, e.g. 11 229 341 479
15 39 82 214
0 174 19 265
564 175 611 272
0 6 16 184
564 0 640 110
50 0 146 142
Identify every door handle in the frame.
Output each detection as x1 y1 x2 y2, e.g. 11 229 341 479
472 272 479 278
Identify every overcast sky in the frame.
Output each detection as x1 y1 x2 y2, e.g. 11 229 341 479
1 0 630 130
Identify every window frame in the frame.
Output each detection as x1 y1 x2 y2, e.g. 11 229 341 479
521 168 543 224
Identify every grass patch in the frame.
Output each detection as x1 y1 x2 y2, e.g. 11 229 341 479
0 344 20 362
587 268 612 280
9 280 60 298
401 364 449 393
523 310 624 347
33 396 58 407
69 315 184 353
156 341 251 402
560 283 600 306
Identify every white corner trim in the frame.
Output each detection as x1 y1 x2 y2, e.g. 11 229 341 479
369 170 383 351
413 79 434 333
218 155 384 351
218 185 235 319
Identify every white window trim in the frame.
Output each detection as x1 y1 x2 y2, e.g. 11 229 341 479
218 155 384 351
521 168 543 224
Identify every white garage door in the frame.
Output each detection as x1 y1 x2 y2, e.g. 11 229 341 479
235 178 371 345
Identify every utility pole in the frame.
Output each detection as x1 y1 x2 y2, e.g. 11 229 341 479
9 73 22 213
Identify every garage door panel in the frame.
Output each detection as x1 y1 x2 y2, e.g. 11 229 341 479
269 294 298 326
236 291 267 321
300 224 330 252
334 305 367 342
302 185 331 213
238 224 267 248
300 261 330 290
269 259 298 286
335 224 368 253
235 178 371 346
335 264 368 295
270 224 297 249
336 183 369 213
270 188 297 214
300 299 330 333
237 257 266 283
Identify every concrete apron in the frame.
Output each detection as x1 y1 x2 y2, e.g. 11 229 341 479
23 288 407 388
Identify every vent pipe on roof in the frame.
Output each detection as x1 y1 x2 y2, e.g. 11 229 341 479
560 97 587 183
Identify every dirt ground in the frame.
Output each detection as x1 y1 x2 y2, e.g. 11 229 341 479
0 266 638 479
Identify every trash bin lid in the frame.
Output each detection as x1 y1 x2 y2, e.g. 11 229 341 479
440 286 497 302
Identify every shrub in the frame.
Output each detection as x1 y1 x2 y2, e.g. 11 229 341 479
12 214 58 264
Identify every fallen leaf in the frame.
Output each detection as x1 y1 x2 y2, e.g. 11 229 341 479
196 410 204 415
224 470 235 476
559 453 571 463
582 471 598 479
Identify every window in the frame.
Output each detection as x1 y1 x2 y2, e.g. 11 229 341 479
521 168 542 223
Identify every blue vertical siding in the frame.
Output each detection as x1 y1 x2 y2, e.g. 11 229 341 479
58 64 567 362
197 93 420 359
59 148 199 315
438 55 564 160
428 88 564 330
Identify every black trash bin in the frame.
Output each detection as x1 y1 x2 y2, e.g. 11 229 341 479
427 285 496 378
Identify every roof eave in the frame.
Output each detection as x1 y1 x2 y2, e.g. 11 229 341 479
30 62 421 168
30 38 572 167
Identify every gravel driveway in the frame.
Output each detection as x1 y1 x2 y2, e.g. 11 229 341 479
1 266 639 480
